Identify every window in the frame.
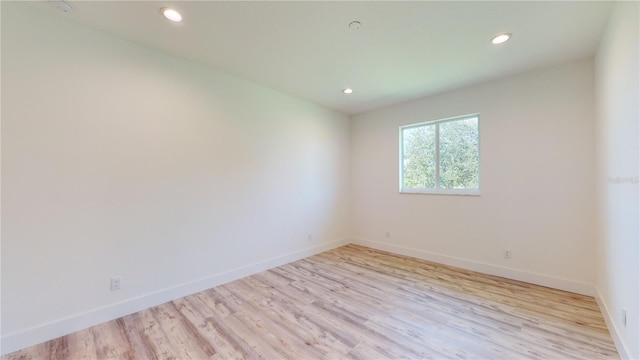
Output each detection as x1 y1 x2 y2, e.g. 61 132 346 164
400 114 480 194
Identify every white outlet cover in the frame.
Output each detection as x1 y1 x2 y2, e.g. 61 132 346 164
111 276 122 291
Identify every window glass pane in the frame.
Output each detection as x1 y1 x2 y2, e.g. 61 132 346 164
439 117 479 189
402 125 436 189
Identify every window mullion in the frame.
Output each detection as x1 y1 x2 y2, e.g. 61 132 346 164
399 129 405 191
435 123 440 190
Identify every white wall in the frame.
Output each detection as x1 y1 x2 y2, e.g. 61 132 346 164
2 1 635 357
1 3 350 354
351 59 597 295
594 2 639 359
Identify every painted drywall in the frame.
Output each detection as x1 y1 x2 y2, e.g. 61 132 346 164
594 1 640 359
351 59 597 295
1 3 350 353
0 1 3 355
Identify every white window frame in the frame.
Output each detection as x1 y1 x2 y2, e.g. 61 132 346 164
399 114 481 195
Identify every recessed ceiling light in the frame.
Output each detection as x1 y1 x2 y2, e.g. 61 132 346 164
491 33 511 45
161 7 182 22
343 88 354 94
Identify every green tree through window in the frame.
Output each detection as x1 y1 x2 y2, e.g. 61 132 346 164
401 115 479 193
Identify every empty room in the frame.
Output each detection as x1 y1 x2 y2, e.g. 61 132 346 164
1 1 638 359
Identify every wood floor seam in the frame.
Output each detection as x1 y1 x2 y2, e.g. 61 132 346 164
2 245 619 360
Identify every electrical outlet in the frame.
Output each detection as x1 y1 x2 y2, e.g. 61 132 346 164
385 231 391 238
111 276 122 291
307 234 313 241
622 309 627 327
503 250 512 259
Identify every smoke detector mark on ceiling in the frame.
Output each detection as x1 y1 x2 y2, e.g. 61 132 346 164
349 21 361 30
49 0 73 13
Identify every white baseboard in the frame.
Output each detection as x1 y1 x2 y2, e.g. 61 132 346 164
2 238 606 356
350 238 596 296
0 238 349 356
594 287 631 360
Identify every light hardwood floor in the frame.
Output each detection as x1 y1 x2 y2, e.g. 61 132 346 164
3 245 619 359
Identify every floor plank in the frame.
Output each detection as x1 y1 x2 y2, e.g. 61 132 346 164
2 245 619 359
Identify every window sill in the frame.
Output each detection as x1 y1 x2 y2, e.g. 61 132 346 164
400 190 481 196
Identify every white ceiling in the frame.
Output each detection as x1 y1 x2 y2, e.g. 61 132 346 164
33 1 613 115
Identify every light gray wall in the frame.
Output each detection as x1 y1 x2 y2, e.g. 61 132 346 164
351 59 597 294
1 3 351 353
594 2 639 359
2 1 636 358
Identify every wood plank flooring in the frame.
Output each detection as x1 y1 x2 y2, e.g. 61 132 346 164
3 245 619 359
